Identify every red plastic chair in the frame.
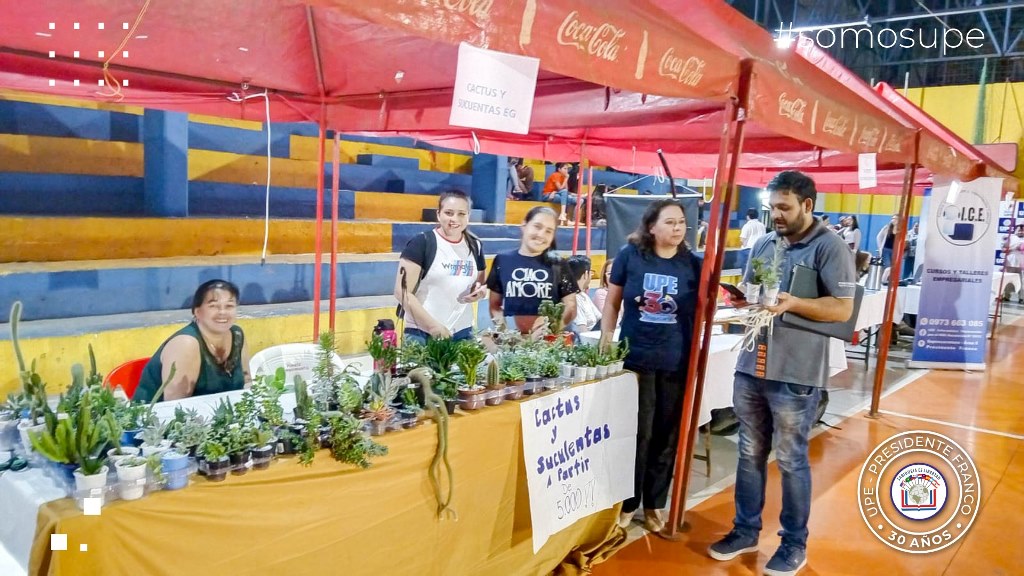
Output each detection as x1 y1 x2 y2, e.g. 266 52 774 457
103 358 150 399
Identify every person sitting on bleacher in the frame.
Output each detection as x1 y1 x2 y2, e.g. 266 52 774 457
508 158 535 201
133 279 251 402
542 162 577 225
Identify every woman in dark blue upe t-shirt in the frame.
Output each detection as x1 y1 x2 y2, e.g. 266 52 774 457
600 198 701 532
487 206 579 335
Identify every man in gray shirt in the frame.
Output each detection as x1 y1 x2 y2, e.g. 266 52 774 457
708 171 856 576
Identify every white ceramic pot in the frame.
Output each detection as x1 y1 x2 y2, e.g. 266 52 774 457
73 466 109 509
17 419 45 455
115 461 147 501
595 365 609 379
560 363 574 379
614 361 625 374
573 366 586 383
745 283 762 305
0 417 20 452
584 366 597 381
762 285 780 306
107 446 141 466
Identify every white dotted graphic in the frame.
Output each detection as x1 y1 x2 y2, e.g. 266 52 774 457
44 22 132 89
50 534 67 551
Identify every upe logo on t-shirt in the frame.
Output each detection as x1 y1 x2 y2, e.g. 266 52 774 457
639 273 678 324
505 267 552 298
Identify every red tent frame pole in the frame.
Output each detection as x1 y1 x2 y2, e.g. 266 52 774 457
991 199 1017 340
329 131 341 332
869 132 920 416
665 61 751 538
312 110 326 341
586 166 593 257
571 160 584 254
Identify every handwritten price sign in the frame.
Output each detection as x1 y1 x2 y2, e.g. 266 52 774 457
520 373 638 552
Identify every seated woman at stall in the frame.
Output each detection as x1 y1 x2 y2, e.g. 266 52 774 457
567 255 602 334
133 279 251 402
487 206 578 337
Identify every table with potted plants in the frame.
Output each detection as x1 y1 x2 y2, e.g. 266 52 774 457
4 321 639 576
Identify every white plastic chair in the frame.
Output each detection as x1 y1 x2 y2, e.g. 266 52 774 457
249 343 350 385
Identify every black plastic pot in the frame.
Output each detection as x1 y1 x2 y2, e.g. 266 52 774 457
444 399 457 415
250 444 274 470
206 457 231 482
229 450 250 475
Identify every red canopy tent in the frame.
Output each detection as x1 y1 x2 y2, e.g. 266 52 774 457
2 0 1017 539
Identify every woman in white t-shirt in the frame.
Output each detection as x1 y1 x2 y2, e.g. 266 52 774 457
394 190 488 345
567 255 602 333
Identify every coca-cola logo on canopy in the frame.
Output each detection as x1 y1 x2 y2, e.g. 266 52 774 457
557 10 626 62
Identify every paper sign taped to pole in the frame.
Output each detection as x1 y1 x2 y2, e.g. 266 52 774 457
449 42 540 135
858 153 877 189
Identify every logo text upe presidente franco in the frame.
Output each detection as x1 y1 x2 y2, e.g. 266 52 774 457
776 22 986 57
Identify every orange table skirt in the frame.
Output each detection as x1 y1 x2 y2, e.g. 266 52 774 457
30 393 626 576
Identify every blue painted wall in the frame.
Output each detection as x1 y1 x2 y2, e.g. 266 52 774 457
0 173 143 215
0 260 400 321
0 100 142 142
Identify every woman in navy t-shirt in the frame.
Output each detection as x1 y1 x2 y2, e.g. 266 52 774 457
487 206 578 335
600 199 701 533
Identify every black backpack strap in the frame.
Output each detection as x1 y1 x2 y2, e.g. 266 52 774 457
415 230 438 291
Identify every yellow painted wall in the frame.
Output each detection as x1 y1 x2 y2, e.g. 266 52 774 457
0 134 143 176
0 307 396 397
905 81 1024 181
0 89 143 115
188 149 319 188
290 136 473 174
0 217 392 263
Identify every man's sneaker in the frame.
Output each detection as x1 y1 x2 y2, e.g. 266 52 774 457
708 531 759 561
763 544 806 576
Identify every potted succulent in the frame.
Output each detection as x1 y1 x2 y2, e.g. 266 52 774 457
326 414 387 468
138 422 171 457
166 407 208 457
361 398 394 436
398 386 420 428
455 340 487 410
480 359 504 406
539 300 574 346
252 368 286 427
198 440 230 482
538 350 562 391
160 450 190 490
115 402 154 447
249 426 276 470
224 424 250 475
115 455 148 500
